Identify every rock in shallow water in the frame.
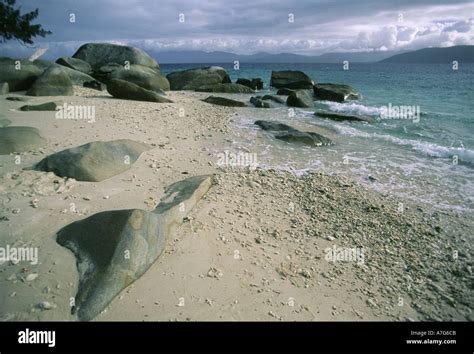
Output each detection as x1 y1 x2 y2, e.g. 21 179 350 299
195 83 254 93
250 96 270 108
34 139 151 182
314 110 375 123
270 70 314 89
167 66 230 90
313 83 360 102
56 175 213 321
275 130 333 147
286 90 313 108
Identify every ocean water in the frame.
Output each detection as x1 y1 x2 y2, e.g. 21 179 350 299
161 63 474 212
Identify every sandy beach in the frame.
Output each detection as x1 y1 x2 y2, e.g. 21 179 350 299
0 86 472 322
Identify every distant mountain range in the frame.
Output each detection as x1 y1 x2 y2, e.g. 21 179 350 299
380 45 474 63
152 45 474 64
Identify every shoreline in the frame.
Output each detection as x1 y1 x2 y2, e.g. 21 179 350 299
0 87 472 321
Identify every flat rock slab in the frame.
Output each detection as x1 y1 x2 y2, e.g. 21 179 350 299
255 119 333 147
20 101 62 111
313 83 360 102
314 110 375 123
203 96 246 107
56 175 213 321
34 139 151 182
106 79 172 103
195 83 254 94
275 131 333 147
0 126 48 154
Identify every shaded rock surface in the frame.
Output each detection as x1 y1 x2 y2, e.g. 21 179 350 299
275 130 333 147
0 82 9 94
276 88 296 95
106 79 172 103
270 71 314 89
0 126 47 154
195 83 253 93
236 78 264 90
72 43 159 70
254 120 295 132
313 83 360 102
314 110 375 123
286 90 313 108
56 175 213 321
250 96 271 108
34 139 151 182
100 64 169 92
0 58 44 91
261 95 286 104
0 118 12 127
203 96 246 107
166 66 231 90
26 66 73 96
56 57 92 74
20 101 62 111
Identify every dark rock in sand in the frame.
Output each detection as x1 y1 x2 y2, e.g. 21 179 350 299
314 110 375 123
276 88 296 95
313 83 360 102
286 90 313 108
0 126 47 154
195 83 254 94
34 139 151 182
254 120 295 132
203 96 246 107
58 66 104 89
100 64 169 93
275 130 333 147
236 78 264 90
56 57 92 74
106 79 172 103
6 96 30 102
0 82 9 94
20 101 62 111
72 43 159 70
166 66 231 90
56 174 213 321
26 66 74 96
83 80 104 91
270 71 314 89
250 96 271 108
261 95 286 104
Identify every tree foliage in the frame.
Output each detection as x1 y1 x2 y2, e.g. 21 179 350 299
0 0 51 45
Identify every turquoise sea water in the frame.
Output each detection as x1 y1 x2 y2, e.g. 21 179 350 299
161 63 474 211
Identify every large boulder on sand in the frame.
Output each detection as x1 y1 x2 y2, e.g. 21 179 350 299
0 57 44 91
72 43 159 70
56 175 213 321
34 139 151 182
0 126 47 154
286 90 313 108
106 79 172 103
166 66 231 90
203 96 246 107
99 64 169 92
270 70 314 89
26 66 73 96
195 83 253 93
56 57 92 74
313 83 360 102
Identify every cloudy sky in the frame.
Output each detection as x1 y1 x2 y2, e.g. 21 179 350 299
1 0 473 58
